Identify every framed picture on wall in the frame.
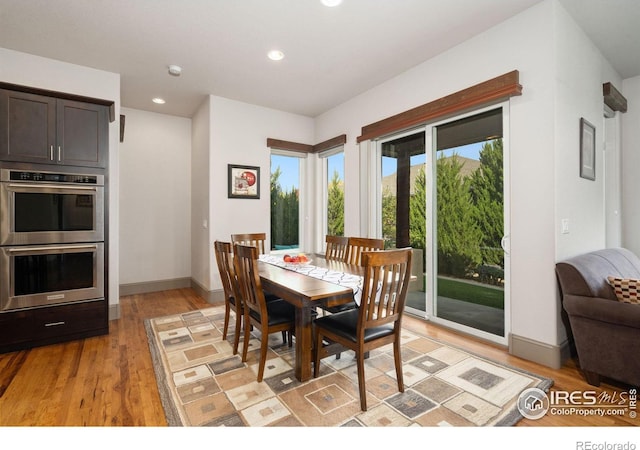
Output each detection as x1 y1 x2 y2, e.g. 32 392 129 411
580 118 596 181
228 164 260 199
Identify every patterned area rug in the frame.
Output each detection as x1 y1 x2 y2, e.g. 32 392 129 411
145 306 553 427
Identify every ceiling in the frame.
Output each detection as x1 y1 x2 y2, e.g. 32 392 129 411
1 0 639 118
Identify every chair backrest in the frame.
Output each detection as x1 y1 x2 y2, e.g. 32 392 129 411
214 240 240 305
346 237 384 266
358 248 412 333
325 235 349 262
231 233 267 254
233 243 268 319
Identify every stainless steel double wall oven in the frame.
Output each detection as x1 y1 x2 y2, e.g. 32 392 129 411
0 167 105 312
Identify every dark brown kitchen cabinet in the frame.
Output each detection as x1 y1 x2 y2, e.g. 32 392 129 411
0 300 108 353
0 89 108 168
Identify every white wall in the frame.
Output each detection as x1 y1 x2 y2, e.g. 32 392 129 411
553 4 621 260
119 108 191 285
621 76 640 255
190 99 211 291
551 2 622 351
315 0 557 353
313 0 622 365
0 48 121 309
205 95 315 291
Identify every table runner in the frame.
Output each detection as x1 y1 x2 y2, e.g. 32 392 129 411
259 254 364 305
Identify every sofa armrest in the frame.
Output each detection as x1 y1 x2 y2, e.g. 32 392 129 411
563 294 640 329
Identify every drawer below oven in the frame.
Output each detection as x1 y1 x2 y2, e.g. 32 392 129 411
0 299 108 353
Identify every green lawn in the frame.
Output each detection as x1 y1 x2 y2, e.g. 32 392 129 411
437 277 504 309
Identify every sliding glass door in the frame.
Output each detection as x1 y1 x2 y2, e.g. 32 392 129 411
427 105 509 344
375 104 509 343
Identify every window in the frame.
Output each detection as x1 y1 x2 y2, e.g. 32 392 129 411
320 149 344 237
270 152 305 252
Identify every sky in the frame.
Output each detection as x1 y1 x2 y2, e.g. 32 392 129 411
271 153 344 192
272 141 485 190
382 141 484 176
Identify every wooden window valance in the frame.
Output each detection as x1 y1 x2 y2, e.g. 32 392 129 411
267 134 347 154
357 70 522 143
603 82 627 113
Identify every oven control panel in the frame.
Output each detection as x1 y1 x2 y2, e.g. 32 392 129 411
2 169 102 185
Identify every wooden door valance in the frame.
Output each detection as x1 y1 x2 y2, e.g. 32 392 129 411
267 134 347 154
357 70 522 143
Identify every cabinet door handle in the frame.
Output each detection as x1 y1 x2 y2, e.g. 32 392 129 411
50 145 54 161
58 146 61 161
45 321 66 327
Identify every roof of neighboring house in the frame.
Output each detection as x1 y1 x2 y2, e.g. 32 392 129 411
382 156 480 195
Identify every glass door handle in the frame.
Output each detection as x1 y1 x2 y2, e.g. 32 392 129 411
501 234 510 256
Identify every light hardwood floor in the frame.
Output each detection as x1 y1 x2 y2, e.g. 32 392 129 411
0 288 636 426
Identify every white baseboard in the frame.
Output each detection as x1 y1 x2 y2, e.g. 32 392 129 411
509 333 571 369
119 277 192 296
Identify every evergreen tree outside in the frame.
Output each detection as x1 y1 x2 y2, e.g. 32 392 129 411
270 166 299 249
381 185 396 249
327 170 344 236
409 165 426 252
269 141 503 283
436 154 482 277
270 167 283 249
469 139 504 267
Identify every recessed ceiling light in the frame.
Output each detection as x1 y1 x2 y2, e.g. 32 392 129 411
321 0 342 7
168 65 182 76
152 97 166 104
267 50 285 61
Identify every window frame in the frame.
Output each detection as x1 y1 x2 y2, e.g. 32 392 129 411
269 149 307 254
318 146 345 246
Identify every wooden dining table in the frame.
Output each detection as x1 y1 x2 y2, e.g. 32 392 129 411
258 256 363 382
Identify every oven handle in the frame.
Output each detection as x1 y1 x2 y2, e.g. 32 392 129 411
7 183 98 191
8 244 98 253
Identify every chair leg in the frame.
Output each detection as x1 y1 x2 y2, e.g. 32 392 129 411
356 350 367 411
313 330 323 378
222 303 231 340
232 309 241 355
288 329 293 348
241 314 251 362
257 330 269 382
393 338 404 393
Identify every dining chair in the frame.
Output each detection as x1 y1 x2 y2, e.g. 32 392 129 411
213 240 243 355
234 243 296 382
346 236 385 266
231 231 286 316
325 235 349 262
321 235 356 316
313 247 413 411
231 232 268 254
321 236 384 316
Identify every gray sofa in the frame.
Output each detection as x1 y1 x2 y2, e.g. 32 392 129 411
555 247 640 387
